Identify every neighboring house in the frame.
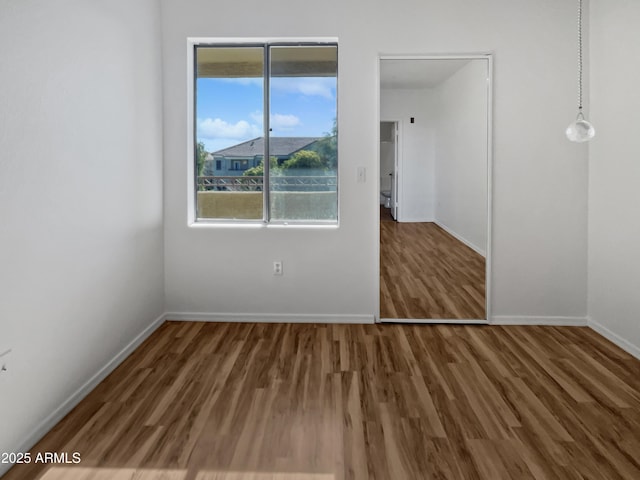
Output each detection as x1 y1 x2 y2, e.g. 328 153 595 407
204 137 320 176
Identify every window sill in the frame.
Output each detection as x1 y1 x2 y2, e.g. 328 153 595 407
188 221 339 230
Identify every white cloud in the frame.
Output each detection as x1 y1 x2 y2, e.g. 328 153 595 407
249 111 264 124
271 113 301 129
249 111 301 130
196 118 261 140
271 77 335 100
217 77 335 99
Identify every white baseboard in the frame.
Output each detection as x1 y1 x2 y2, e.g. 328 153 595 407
491 315 588 326
435 221 486 257
381 318 488 324
165 312 375 324
397 217 435 223
0 313 166 479
588 318 640 360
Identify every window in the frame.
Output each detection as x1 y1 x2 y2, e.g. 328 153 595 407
231 160 249 171
192 41 338 224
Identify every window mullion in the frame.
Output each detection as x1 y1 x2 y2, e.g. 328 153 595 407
263 45 271 223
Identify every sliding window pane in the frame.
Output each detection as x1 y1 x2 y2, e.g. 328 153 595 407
268 45 338 222
195 46 265 220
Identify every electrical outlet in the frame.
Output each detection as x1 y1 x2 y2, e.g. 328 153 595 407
273 260 283 276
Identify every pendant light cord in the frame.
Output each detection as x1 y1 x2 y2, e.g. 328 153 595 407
577 0 583 113
566 0 595 141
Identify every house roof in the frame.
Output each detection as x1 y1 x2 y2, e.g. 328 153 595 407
212 137 320 157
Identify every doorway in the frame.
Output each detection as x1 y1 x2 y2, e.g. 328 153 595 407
377 55 492 323
380 121 398 220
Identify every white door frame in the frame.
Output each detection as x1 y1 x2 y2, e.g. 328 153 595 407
376 53 494 324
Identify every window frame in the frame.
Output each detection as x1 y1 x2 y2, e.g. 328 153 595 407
187 37 339 227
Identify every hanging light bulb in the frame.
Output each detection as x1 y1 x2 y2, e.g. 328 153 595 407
566 0 595 142
566 111 595 142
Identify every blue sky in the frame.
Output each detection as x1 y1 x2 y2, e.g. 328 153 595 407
196 76 336 152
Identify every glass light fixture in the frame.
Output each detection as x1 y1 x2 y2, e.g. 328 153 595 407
566 0 595 142
566 112 595 142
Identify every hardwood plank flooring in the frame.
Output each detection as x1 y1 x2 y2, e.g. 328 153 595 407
4 322 640 480
380 207 486 319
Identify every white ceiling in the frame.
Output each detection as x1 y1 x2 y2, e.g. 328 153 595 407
380 59 471 89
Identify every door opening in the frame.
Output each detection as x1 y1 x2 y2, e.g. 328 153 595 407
378 54 493 323
380 121 398 220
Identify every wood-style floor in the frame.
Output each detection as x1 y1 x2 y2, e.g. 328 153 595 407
380 207 486 319
5 322 640 480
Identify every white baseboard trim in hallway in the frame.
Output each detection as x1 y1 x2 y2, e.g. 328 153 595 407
434 221 486 257
165 312 375 324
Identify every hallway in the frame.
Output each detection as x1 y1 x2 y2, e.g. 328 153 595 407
380 208 486 319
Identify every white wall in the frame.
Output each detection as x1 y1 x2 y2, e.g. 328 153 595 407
161 0 588 321
588 0 640 357
0 0 164 472
381 89 436 222
434 60 488 255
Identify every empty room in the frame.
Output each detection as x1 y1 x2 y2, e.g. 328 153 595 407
1 0 639 479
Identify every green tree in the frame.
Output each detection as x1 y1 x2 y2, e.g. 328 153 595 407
243 156 279 176
314 119 337 169
196 141 207 177
281 150 325 170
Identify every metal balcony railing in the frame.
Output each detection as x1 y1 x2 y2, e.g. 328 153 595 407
197 176 337 192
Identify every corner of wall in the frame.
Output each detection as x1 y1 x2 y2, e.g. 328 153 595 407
588 317 640 361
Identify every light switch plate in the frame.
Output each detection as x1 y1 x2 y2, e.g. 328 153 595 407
357 166 366 183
